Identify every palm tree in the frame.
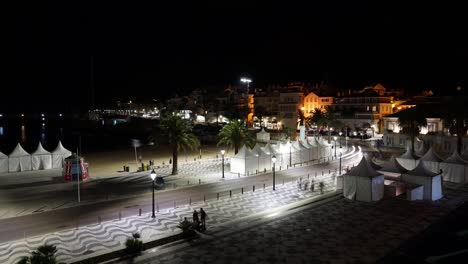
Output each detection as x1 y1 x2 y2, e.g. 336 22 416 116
217 120 255 154
158 114 200 175
307 108 326 137
398 107 427 154
307 106 336 142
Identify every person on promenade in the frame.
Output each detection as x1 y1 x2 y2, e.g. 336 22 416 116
193 210 199 229
200 208 207 230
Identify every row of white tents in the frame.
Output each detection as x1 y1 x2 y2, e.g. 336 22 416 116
0 141 72 173
343 156 444 202
230 137 335 175
396 146 468 183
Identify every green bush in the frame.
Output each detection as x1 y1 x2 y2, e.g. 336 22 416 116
123 232 144 256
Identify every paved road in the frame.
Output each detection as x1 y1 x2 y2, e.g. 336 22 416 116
0 147 362 244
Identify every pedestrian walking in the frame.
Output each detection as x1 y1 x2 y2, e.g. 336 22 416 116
192 210 199 229
200 208 207 230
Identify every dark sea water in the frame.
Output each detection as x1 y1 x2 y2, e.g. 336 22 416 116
0 116 154 155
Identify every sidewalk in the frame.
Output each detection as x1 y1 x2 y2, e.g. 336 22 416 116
0 173 338 264
128 184 468 264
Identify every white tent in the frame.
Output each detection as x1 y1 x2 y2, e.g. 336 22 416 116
250 143 270 172
278 141 297 167
414 138 426 157
8 143 32 172
292 140 308 163
377 156 408 180
51 141 72 169
317 137 330 158
31 142 52 170
402 162 443 201
440 150 468 183
307 138 319 160
396 146 420 170
300 140 312 162
261 143 277 170
256 128 270 142
288 140 301 165
0 151 8 173
419 147 443 174
343 157 385 202
230 145 257 175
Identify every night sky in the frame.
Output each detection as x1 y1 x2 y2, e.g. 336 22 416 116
9 1 467 113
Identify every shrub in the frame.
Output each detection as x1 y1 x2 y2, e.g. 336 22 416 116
123 232 144 256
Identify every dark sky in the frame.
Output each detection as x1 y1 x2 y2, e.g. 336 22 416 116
9 1 467 112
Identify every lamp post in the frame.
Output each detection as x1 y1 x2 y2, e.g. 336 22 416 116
288 141 292 167
339 152 342 175
339 131 342 148
272 155 276 191
240 77 252 91
150 169 156 218
333 136 337 157
221 150 225 179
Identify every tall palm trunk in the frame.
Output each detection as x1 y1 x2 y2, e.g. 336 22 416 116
172 146 178 175
327 125 331 144
234 143 239 155
410 122 415 154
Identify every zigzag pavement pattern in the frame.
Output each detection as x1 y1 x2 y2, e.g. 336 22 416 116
0 175 336 264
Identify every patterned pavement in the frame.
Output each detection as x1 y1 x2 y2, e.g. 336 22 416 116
136 185 468 264
0 173 337 264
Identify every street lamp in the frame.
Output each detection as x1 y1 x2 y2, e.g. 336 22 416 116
333 136 337 157
339 152 342 175
272 155 276 191
240 77 252 90
150 169 156 218
221 150 225 179
339 131 343 148
287 141 292 167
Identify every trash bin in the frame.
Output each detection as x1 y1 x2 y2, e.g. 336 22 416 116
126 165 130 172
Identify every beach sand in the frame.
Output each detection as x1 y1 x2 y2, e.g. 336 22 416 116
83 144 235 178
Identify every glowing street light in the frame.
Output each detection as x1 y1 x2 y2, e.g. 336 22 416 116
150 169 156 218
333 136 338 157
221 149 225 179
272 155 277 191
339 131 343 148
240 77 252 90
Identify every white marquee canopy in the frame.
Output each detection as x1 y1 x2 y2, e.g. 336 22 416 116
32 142 52 170
397 146 420 170
419 147 443 174
51 141 72 169
343 157 385 202
0 151 8 173
8 143 32 172
440 150 468 183
402 162 443 201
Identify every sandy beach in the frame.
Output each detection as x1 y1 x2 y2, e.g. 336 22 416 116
83 144 235 178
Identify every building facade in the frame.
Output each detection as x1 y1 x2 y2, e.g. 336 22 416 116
303 92 334 116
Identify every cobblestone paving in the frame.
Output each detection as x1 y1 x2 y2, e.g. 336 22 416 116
140 185 468 264
0 174 337 264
